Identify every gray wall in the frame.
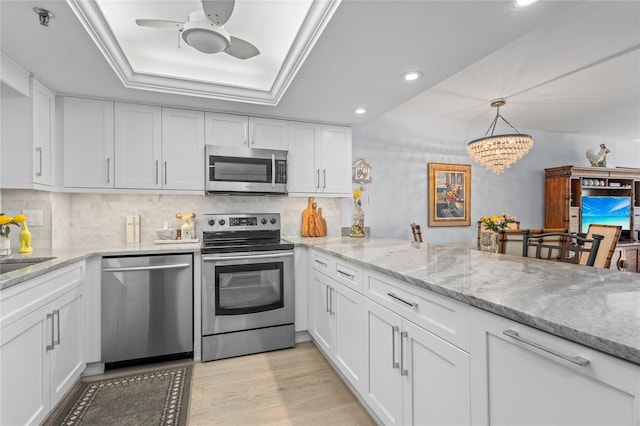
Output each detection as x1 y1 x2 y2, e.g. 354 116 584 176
343 111 640 243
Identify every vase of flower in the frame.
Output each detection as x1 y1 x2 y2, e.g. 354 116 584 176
0 213 27 256
0 236 10 256
479 213 517 253
350 187 365 237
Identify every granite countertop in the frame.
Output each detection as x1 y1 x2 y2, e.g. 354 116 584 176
288 236 640 365
0 242 201 291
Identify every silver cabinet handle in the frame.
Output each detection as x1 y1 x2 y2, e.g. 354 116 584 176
330 288 335 316
503 330 590 366
337 269 354 280
46 313 55 351
244 123 248 145
155 160 159 184
35 147 43 176
400 331 408 376
106 157 111 183
103 263 190 273
164 160 168 185
53 309 60 346
316 169 320 189
323 169 327 189
325 285 330 313
387 292 418 309
391 325 400 369
315 259 328 268
250 124 254 145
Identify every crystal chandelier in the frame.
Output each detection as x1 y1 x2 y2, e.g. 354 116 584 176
467 99 534 175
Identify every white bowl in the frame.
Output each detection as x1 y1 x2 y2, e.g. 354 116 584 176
156 229 174 240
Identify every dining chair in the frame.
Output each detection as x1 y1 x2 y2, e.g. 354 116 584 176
578 224 622 268
522 230 604 266
498 228 567 257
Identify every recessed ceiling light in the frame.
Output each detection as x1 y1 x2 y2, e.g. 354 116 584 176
515 0 538 7
355 108 366 115
402 71 422 81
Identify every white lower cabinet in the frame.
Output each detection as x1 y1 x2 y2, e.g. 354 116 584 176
0 262 86 425
469 307 640 426
364 298 470 426
310 269 365 393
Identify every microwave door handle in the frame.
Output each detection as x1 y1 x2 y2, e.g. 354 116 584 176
272 154 276 187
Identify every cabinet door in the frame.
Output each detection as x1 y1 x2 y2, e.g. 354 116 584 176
31 77 55 186
364 298 404 425
115 103 162 189
0 305 50 426
162 108 205 190
402 320 470 426
469 308 640 425
333 282 365 393
316 125 352 195
249 117 288 150
49 287 85 407
311 271 334 354
288 122 319 193
545 176 571 229
205 112 248 147
63 97 115 188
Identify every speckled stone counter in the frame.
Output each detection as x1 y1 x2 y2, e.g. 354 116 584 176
288 236 640 365
0 242 201 291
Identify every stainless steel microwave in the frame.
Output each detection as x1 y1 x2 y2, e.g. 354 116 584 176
205 145 288 195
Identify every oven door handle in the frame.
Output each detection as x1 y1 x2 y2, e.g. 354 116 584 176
271 154 276 188
202 252 294 262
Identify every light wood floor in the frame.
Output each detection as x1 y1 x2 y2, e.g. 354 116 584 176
188 341 375 426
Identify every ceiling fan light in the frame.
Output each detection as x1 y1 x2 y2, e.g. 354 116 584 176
181 22 230 54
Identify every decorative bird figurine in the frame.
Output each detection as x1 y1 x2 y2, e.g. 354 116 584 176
586 143 610 167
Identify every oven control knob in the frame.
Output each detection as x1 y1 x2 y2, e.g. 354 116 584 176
261 218 267 225
219 219 226 226
270 217 277 225
208 219 216 226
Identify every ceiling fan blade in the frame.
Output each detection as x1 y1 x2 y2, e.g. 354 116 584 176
225 36 259 59
201 0 235 26
136 19 182 29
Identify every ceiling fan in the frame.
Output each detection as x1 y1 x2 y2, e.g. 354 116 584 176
135 0 259 59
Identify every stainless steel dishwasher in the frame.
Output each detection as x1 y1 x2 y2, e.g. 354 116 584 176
101 253 193 366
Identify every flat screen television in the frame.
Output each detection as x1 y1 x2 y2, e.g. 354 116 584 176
581 196 631 233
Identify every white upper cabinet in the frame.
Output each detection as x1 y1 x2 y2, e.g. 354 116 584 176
248 117 288 150
205 112 288 150
161 108 205 191
288 122 352 196
62 97 114 189
31 77 56 186
0 76 55 189
114 102 162 189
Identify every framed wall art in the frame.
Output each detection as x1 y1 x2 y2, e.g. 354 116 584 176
428 162 471 227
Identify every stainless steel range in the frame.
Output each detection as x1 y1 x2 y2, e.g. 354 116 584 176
201 213 294 361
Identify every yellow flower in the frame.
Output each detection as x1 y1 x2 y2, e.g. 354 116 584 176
0 215 11 226
12 214 26 223
353 188 362 200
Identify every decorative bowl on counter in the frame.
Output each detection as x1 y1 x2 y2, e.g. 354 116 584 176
156 229 175 240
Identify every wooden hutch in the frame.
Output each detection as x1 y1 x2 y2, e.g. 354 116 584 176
544 165 640 272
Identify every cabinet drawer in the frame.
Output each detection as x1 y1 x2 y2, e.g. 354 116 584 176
311 250 362 293
364 269 469 350
0 262 86 329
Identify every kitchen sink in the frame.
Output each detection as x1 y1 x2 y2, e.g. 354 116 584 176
0 257 56 275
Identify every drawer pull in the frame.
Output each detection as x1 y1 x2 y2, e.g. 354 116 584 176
503 330 590 366
337 269 354 280
387 292 418 309
391 325 400 370
315 259 328 268
53 309 60 346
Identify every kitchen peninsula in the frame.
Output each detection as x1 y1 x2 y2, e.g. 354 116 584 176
2 237 639 425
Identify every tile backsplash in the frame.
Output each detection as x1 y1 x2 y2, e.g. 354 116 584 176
1 190 341 249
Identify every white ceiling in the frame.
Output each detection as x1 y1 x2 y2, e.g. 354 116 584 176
1 0 639 142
